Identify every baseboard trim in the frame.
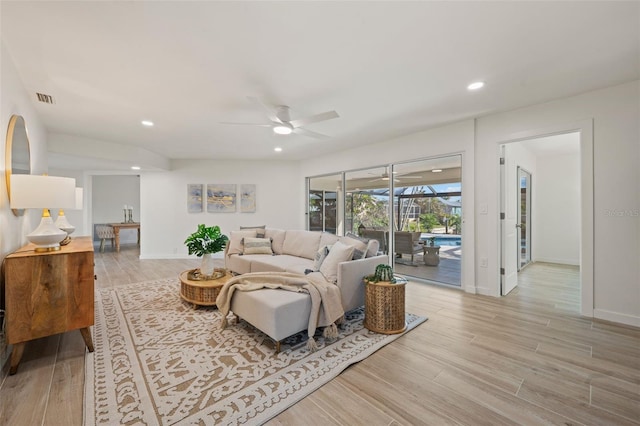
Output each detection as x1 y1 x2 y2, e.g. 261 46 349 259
593 308 640 328
139 253 224 260
533 257 580 266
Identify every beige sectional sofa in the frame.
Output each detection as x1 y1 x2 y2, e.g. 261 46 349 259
224 228 388 349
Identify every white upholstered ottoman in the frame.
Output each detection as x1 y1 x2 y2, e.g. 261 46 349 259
230 288 312 352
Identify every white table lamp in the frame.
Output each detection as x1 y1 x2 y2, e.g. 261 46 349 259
10 175 76 252
54 187 84 235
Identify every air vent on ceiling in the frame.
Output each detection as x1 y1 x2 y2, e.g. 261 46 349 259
36 92 55 104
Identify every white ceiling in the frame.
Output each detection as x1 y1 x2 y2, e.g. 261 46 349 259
2 1 638 170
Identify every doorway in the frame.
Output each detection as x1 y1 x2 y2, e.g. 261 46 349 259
500 132 582 298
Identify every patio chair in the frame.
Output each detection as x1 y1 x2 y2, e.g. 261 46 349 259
361 229 387 254
394 231 422 262
95 224 115 252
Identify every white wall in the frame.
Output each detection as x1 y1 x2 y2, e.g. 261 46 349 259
0 41 50 380
139 159 302 259
475 80 639 326
300 120 476 293
534 153 580 265
0 42 50 258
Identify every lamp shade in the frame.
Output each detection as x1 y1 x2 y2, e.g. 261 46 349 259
10 175 76 209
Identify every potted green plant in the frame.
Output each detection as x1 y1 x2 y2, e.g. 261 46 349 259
365 264 397 284
424 236 440 266
184 224 229 277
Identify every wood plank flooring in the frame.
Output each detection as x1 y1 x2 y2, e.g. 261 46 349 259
1 244 639 425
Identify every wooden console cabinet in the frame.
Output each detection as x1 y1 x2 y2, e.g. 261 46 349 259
4 236 95 374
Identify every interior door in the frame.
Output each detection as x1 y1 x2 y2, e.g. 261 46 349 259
518 167 532 270
501 146 518 295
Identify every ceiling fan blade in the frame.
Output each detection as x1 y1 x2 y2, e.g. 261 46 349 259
397 175 423 179
219 122 272 127
247 96 282 123
289 110 339 128
293 127 329 139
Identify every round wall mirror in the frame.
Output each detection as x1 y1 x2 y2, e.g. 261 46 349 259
5 114 31 216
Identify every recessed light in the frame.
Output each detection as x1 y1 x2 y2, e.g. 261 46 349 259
467 81 485 91
274 147 283 152
141 120 154 127
432 169 443 173
131 166 141 170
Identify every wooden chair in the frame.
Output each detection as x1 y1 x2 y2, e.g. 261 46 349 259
95 225 115 252
394 231 422 262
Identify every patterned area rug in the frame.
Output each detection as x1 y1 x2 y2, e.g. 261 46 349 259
84 277 427 425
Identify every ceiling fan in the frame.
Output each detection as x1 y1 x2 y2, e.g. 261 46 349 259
220 97 339 139
368 167 423 183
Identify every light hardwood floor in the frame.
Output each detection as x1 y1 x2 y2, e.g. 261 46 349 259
1 244 639 425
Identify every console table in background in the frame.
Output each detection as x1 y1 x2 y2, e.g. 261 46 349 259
108 222 141 252
4 236 95 374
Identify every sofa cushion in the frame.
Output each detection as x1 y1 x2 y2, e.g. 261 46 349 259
319 232 340 248
243 237 273 255
250 255 314 275
231 289 312 341
282 230 322 260
225 253 252 274
227 230 258 255
319 241 355 283
264 228 286 254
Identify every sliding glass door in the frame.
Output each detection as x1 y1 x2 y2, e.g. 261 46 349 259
307 154 463 287
308 174 342 234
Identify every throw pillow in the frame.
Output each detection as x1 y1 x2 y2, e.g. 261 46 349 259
338 234 368 260
227 230 258 256
313 245 331 270
319 241 355 283
240 225 266 238
243 237 273 255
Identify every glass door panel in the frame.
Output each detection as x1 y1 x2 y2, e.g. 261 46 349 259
308 174 342 234
345 167 390 250
518 167 532 270
392 155 462 286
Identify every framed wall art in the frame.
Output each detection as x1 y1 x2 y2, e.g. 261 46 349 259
240 184 256 213
207 184 237 213
187 184 203 213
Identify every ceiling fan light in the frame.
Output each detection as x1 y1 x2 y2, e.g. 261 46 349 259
273 125 292 135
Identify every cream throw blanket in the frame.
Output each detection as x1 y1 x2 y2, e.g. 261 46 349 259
216 271 344 350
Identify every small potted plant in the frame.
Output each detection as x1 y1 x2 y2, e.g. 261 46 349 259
424 236 440 266
184 224 229 278
365 264 397 284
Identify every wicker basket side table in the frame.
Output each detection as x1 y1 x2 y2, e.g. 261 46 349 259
363 279 407 334
179 269 231 309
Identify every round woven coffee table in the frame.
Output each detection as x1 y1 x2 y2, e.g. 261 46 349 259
363 278 407 334
179 269 232 309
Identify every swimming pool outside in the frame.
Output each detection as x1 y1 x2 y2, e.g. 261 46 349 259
421 235 462 246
